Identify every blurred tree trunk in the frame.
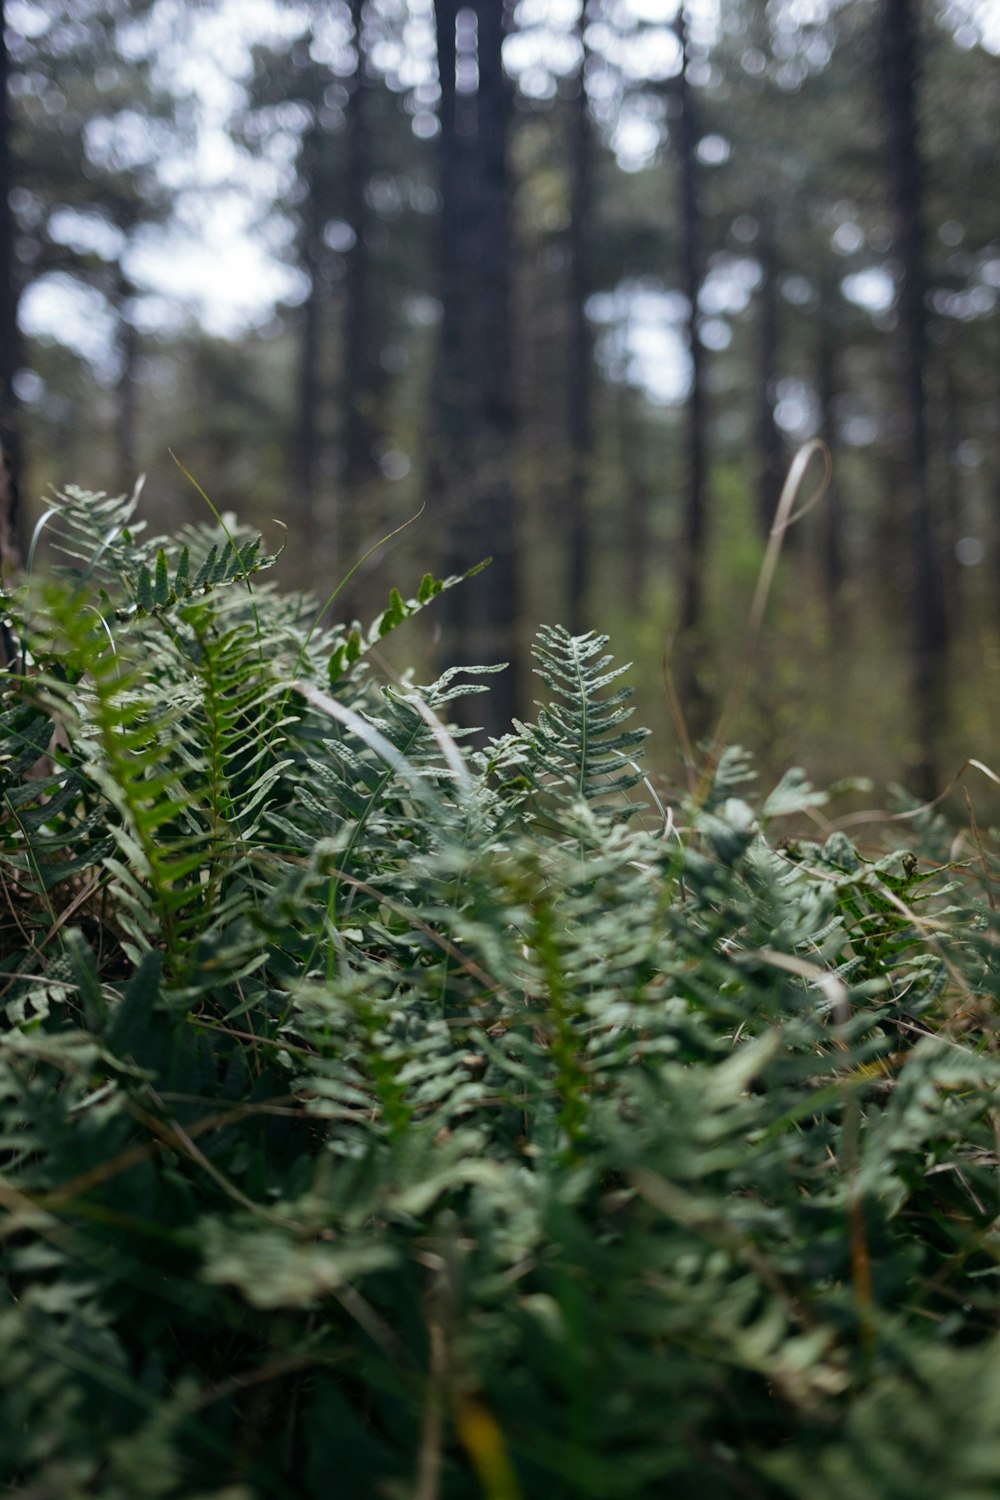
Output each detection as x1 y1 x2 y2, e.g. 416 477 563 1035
469 0 520 732
620 378 649 608
293 122 326 562
674 1 709 735
879 0 946 796
816 277 843 619
994 357 1000 639
341 0 371 572
432 0 467 477
432 0 471 622
0 0 23 559
111 220 140 497
434 0 521 735
566 1 593 635
754 216 783 540
939 351 962 631
114 302 139 496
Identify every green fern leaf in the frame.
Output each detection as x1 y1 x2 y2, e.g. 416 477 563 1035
154 549 170 608
136 564 154 613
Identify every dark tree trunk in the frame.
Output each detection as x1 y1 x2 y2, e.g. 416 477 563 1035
115 308 139 496
433 0 521 735
879 0 946 795
816 278 843 616
468 0 520 733
293 123 324 560
674 2 709 735
619 377 650 608
995 356 1000 639
754 219 783 540
939 351 962 631
431 0 468 499
111 248 140 496
0 0 23 558
434 0 476 674
433 0 470 653
565 2 593 635
342 0 371 559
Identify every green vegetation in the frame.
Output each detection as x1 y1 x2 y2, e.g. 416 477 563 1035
3 490 1000 1498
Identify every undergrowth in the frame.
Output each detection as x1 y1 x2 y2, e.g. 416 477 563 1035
2 488 1000 1499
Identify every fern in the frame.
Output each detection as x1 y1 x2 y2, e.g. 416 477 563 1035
3 490 1000 1500
515 625 649 817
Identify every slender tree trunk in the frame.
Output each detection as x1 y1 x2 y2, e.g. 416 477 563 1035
994 356 1000 640
754 218 783 540
432 0 466 483
674 2 709 735
566 2 593 634
293 124 324 564
341 0 371 569
619 377 649 607
816 279 843 617
0 0 23 558
468 0 520 733
939 351 962 631
113 263 139 495
433 0 522 734
433 0 470 638
879 0 946 795
115 314 139 494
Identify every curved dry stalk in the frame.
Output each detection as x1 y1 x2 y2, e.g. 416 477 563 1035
666 440 832 803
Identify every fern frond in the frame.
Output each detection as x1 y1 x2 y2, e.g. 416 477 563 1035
516 625 649 817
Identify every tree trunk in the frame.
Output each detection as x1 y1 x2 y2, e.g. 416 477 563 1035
432 0 467 495
292 123 325 576
619 377 649 608
0 0 23 558
433 0 521 735
674 1 709 736
468 0 520 734
994 355 1000 640
341 0 371 568
113 264 139 495
754 218 783 540
939 351 962 632
565 1 593 635
433 0 471 652
115 315 139 496
816 278 843 618
879 0 946 795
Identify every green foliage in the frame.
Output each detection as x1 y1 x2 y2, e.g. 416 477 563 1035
2 493 1000 1497
326 562 487 684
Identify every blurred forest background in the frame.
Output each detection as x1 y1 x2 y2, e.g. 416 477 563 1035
1 0 999 796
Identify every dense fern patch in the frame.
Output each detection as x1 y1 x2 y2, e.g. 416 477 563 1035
2 491 999 1499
